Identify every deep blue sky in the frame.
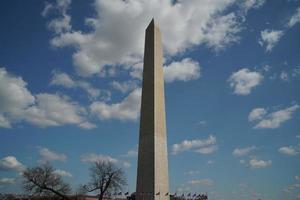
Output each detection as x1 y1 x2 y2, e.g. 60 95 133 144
1 0 300 200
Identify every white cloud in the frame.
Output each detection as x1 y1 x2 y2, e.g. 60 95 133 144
233 146 257 157
39 148 67 162
239 0 266 13
0 156 25 172
90 88 141 121
228 68 263 95
0 68 35 127
295 176 300 181
297 135 300 139
43 0 252 77
252 104 299 129
53 169 72 177
78 121 97 130
123 147 138 157
110 80 138 93
0 67 94 129
50 70 108 100
194 145 218 154
172 135 217 155
0 178 15 185
248 108 266 121
50 70 75 88
249 158 271 169
278 146 299 156
188 179 214 186
164 58 201 83
24 93 89 128
0 114 11 128
185 170 200 175
80 153 118 164
207 160 215 165
42 0 72 34
122 161 131 168
288 7 300 27
259 29 284 52
280 71 289 81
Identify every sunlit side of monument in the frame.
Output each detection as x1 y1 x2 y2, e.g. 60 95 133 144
136 19 170 200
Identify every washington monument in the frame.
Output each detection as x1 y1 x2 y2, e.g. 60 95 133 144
136 19 169 200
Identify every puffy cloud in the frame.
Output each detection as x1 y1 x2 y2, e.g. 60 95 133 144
0 67 94 129
0 156 25 172
110 80 138 93
164 58 201 83
172 135 217 155
50 70 75 88
278 146 299 156
0 68 35 126
239 0 266 13
251 104 299 129
80 153 118 164
50 70 108 100
39 148 67 162
228 68 263 95
249 158 271 169
288 7 300 28
188 179 214 186
42 0 72 34
123 147 138 157
53 169 72 177
24 93 89 128
194 145 218 155
90 88 141 121
0 178 15 185
280 71 289 81
0 114 11 128
43 0 253 77
259 29 284 52
233 146 257 157
248 108 266 121
78 121 97 130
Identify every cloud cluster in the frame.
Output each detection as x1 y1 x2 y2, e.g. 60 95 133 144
288 7 300 28
53 169 72 178
90 88 141 121
249 104 299 129
0 67 95 129
259 29 284 52
164 58 201 83
0 178 15 185
248 158 271 169
233 146 257 157
172 135 217 155
228 68 263 95
50 70 110 100
278 146 300 156
188 179 214 186
41 0 267 77
39 147 67 162
80 153 118 164
110 80 138 94
80 153 130 168
0 156 25 172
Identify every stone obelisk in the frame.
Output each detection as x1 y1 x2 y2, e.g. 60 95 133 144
136 19 169 200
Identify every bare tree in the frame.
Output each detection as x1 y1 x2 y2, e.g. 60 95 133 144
84 161 127 200
22 163 71 200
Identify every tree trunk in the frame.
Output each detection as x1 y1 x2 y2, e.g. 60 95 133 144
98 192 104 200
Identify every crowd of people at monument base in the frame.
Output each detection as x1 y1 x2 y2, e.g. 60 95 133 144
0 193 209 200
127 192 208 200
